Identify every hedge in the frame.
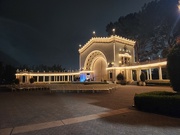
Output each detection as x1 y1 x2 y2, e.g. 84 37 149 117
134 91 180 117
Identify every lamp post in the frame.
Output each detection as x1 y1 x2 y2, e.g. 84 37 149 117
112 28 116 63
112 28 116 82
92 31 96 37
112 28 115 36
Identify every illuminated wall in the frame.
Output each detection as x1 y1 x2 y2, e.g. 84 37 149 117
16 35 168 84
79 35 135 70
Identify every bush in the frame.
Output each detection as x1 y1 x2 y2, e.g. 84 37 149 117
117 73 126 85
14 78 20 84
167 43 180 92
117 73 124 81
29 78 34 84
134 91 180 117
140 72 146 82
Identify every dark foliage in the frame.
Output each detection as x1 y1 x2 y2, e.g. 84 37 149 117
106 0 180 61
29 78 35 84
167 42 180 92
0 62 16 84
140 72 146 82
117 73 124 81
117 73 126 85
134 91 180 117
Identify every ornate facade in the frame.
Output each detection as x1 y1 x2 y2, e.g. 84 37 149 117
16 35 167 84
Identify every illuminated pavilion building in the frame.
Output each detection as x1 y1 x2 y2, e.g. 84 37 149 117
16 35 167 84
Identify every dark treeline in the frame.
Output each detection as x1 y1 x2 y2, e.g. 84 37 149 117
0 62 16 84
106 0 180 61
0 62 66 84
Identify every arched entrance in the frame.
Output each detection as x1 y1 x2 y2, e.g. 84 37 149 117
92 57 107 81
84 50 107 82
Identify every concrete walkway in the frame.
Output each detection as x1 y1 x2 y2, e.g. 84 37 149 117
0 85 180 135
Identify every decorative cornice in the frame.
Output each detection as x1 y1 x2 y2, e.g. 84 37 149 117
15 72 80 76
106 61 167 70
79 35 136 53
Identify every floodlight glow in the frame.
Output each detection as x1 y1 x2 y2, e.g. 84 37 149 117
80 73 86 82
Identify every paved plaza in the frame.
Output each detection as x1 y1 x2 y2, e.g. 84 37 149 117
0 85 180 135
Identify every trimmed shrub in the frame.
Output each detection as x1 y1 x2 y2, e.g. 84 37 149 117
134 91 180 117
117 73 126 85
140 72 146 82
117 73 124 81
167 43 180 92
29 78 34 84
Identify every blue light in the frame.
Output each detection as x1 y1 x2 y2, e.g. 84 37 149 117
80 73 86 82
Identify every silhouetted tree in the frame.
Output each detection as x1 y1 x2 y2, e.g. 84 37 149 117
0 62 16 84
167 37 180 92
106 0 180 61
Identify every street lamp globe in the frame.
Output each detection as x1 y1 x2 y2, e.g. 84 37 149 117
112 28 116 36
92 31 96 37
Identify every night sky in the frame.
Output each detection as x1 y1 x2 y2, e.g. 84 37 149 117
0 0 154 70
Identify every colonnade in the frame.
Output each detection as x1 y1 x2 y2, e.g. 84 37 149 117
16 72 80 84
135 66 164 81
107 61 167 82
16 61 167 84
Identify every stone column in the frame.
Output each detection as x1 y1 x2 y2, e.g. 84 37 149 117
114 69 117 83
136 70 139 81
146 69 149 80
130 70 133 81
67 75 69 82
159 66 162 80
113 42 116 62
37 76 39 83
26 75 30 84
137 69 141 81
149 68 152 80
126 69 129 81
25 76 27 83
